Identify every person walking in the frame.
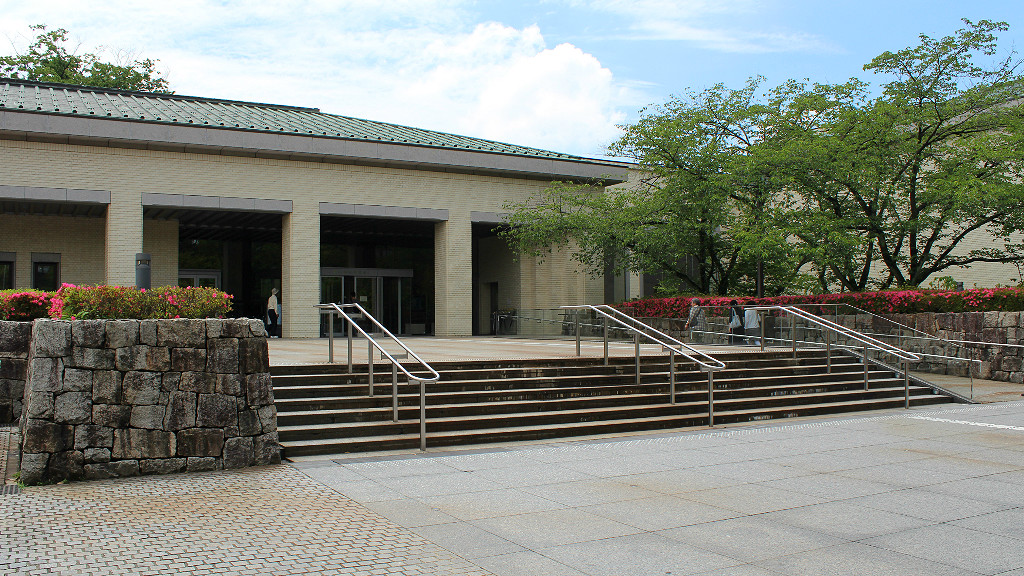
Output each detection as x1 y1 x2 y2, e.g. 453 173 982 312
744 305 761 346
683 298 706 343
728 300 744 345
266 288 280 338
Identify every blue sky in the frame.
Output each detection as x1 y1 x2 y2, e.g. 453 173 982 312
1 1 1020 158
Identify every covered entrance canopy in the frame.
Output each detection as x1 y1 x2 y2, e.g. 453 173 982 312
320 215 434 335
143 204 283 322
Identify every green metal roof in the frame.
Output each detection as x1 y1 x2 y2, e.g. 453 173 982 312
0 78 595 162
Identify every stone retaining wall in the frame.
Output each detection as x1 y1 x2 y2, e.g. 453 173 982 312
18 318 279 484
0 321 31 424
642 311 1024 383
850 311 1023 383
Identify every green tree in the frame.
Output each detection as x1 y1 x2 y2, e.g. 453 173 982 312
1 24 171 92
503 19 1024 297
786 19 1024 289
502 79 807 296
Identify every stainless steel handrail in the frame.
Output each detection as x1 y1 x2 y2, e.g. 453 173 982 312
317 302 440 450
749 305 921 408
798 303 1024 350
561 304 726 424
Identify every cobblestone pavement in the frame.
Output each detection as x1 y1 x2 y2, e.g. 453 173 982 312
1 464 493 576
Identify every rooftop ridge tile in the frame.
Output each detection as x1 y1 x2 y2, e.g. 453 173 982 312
0 77 599 163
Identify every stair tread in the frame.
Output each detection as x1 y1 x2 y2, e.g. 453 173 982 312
272 366 879 393
279 394 949 447
273 374 901 405
276 384 936 430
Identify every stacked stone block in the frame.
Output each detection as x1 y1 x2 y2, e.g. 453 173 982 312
19 318 279 484
0 321 31 423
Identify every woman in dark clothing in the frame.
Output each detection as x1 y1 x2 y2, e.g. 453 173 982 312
729 300 745 345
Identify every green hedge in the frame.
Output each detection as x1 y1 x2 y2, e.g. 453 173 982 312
0 290 54 321
618 287 1024 318
0 284 232 321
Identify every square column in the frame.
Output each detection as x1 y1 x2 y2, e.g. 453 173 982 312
281 206 320 338
434 217 472 336
105 191 143 286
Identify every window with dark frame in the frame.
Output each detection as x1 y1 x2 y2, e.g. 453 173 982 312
0 252 14 289
31 253 60 291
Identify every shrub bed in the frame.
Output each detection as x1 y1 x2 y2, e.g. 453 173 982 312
0 290 54 321
618 287 1024 318
51 284 233 319
1 285 233 320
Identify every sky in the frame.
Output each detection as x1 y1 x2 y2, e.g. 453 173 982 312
0 0 1020 159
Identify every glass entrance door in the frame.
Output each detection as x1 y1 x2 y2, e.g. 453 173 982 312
321 269 412 335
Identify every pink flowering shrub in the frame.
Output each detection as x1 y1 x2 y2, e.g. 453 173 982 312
49 284 233 320
0 290 55 320
618 287 1024 318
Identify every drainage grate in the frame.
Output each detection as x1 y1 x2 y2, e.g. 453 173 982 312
1 485 19 495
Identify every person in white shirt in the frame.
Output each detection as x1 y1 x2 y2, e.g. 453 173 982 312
266 288 280 337
744 306 761 346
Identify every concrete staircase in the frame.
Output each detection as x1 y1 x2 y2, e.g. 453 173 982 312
272 349 956 457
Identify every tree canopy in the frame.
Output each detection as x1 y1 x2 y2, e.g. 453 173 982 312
1 25 171 92
501 19 1024 295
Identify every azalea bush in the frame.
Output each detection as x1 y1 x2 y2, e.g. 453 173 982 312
0 290 54 320
49 284 232 320
618 287 1024 318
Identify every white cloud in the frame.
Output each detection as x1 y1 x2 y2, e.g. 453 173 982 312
568 0 836 54
0 0 640 157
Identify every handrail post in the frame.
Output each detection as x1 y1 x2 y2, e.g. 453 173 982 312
347 321 353 374
826 330 832 374
669 351 676 405
759 310 765 352
420 379 426 451
575 312 581 356
791 314 797 358
708 371 714 427
863 345 869 390
368 338 374 397
392 364 399 422
603 317 609 366
328 311 334 363
904 360 910 409
635 331 641 386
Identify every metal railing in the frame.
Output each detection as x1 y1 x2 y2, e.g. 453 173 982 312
561 304 727 424
317 303 440 450
793 303 997 382
719 305 924 408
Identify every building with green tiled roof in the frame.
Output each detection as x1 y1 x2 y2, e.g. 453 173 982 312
0 78 634 336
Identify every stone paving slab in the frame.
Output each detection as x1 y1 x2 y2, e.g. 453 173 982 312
294 402 1024 576
1 464 493 576
0 427 19 489
5 402 1024 575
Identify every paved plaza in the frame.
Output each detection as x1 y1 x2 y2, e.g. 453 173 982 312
4 400 1024 575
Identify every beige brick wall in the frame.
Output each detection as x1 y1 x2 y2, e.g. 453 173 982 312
434 217 473 336
0 213 105 288
143 219 179 288
282 206 321 338
0 139 605 336
941 230 1024 289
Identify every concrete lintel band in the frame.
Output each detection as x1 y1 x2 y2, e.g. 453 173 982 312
0 184 110 204
319 202 448 222
142 192 293 213
470 211 508 224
